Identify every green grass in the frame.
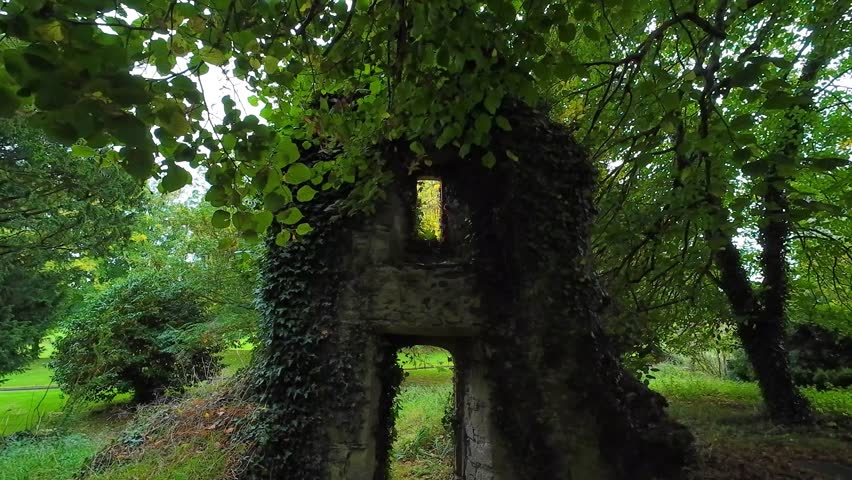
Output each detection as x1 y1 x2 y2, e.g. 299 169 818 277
390 384 454 480
0 390 68 435
219 349 253 377
83 436 232 480
0 350 250 436
0 360 54 389
0 434 102 480
648 363 852 417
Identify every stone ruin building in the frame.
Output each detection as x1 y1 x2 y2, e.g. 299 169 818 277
253 106 694 480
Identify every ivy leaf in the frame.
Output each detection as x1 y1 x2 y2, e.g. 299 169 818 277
284 163 312 184
212 210 231 228
296 185 317 202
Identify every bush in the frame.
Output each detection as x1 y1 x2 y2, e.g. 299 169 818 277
789 324 852 389
51 272 224 403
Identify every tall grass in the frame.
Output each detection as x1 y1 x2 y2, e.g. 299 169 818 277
649 363 852 417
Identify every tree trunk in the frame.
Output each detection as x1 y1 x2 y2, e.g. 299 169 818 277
738 313 812 424
711 237 813 425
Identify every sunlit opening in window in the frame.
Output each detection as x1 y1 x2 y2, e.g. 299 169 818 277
416 178 443 242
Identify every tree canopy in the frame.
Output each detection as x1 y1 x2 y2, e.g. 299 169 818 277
0 117 143 378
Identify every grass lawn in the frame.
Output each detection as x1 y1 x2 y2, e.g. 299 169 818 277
0 390 67 435
0 360 54 389
0 349 254 436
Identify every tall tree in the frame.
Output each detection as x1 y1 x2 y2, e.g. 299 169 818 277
0 117 143 378
558 0 852 424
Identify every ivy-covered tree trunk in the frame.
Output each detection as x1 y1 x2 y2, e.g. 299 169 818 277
737 313 812 424
712 237 812 425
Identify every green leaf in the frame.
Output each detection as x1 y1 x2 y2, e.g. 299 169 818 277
558 23 577 43
111 114 150 147
805 157 847 171
295 223 314 235
484 90 503 114
222 134 237 151
505 149 519 162
284 162 312 184
211 210 231 228
71 145 96 158
274 137 300 166
482 152 496 169
296 185 317 202
275 230 291 246
123 148 156 180
264 191 291 211
199 47 226 65
583 25 600 41
733 147 751 163
277 207 304 225
410 141 426 156
254 210 274 232
159 164 193 193
232 211 253 231
495 116 512 131
741 159 768 177
474 113 492 135
730 114 752 131
0 86 21 117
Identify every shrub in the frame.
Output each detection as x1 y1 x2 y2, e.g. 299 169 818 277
788 324 852 390
51 272 224 403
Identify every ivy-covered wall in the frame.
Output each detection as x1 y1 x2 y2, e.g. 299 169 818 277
249 105 694 480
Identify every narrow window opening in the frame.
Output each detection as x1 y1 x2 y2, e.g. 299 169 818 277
390 345 456 477
415 178 443 242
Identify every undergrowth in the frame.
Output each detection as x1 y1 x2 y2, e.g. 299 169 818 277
79 377 256 480
390 384 454 480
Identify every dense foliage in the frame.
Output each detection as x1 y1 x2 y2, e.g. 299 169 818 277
104 199 262 345
0 117 142 378
51 271 225 403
